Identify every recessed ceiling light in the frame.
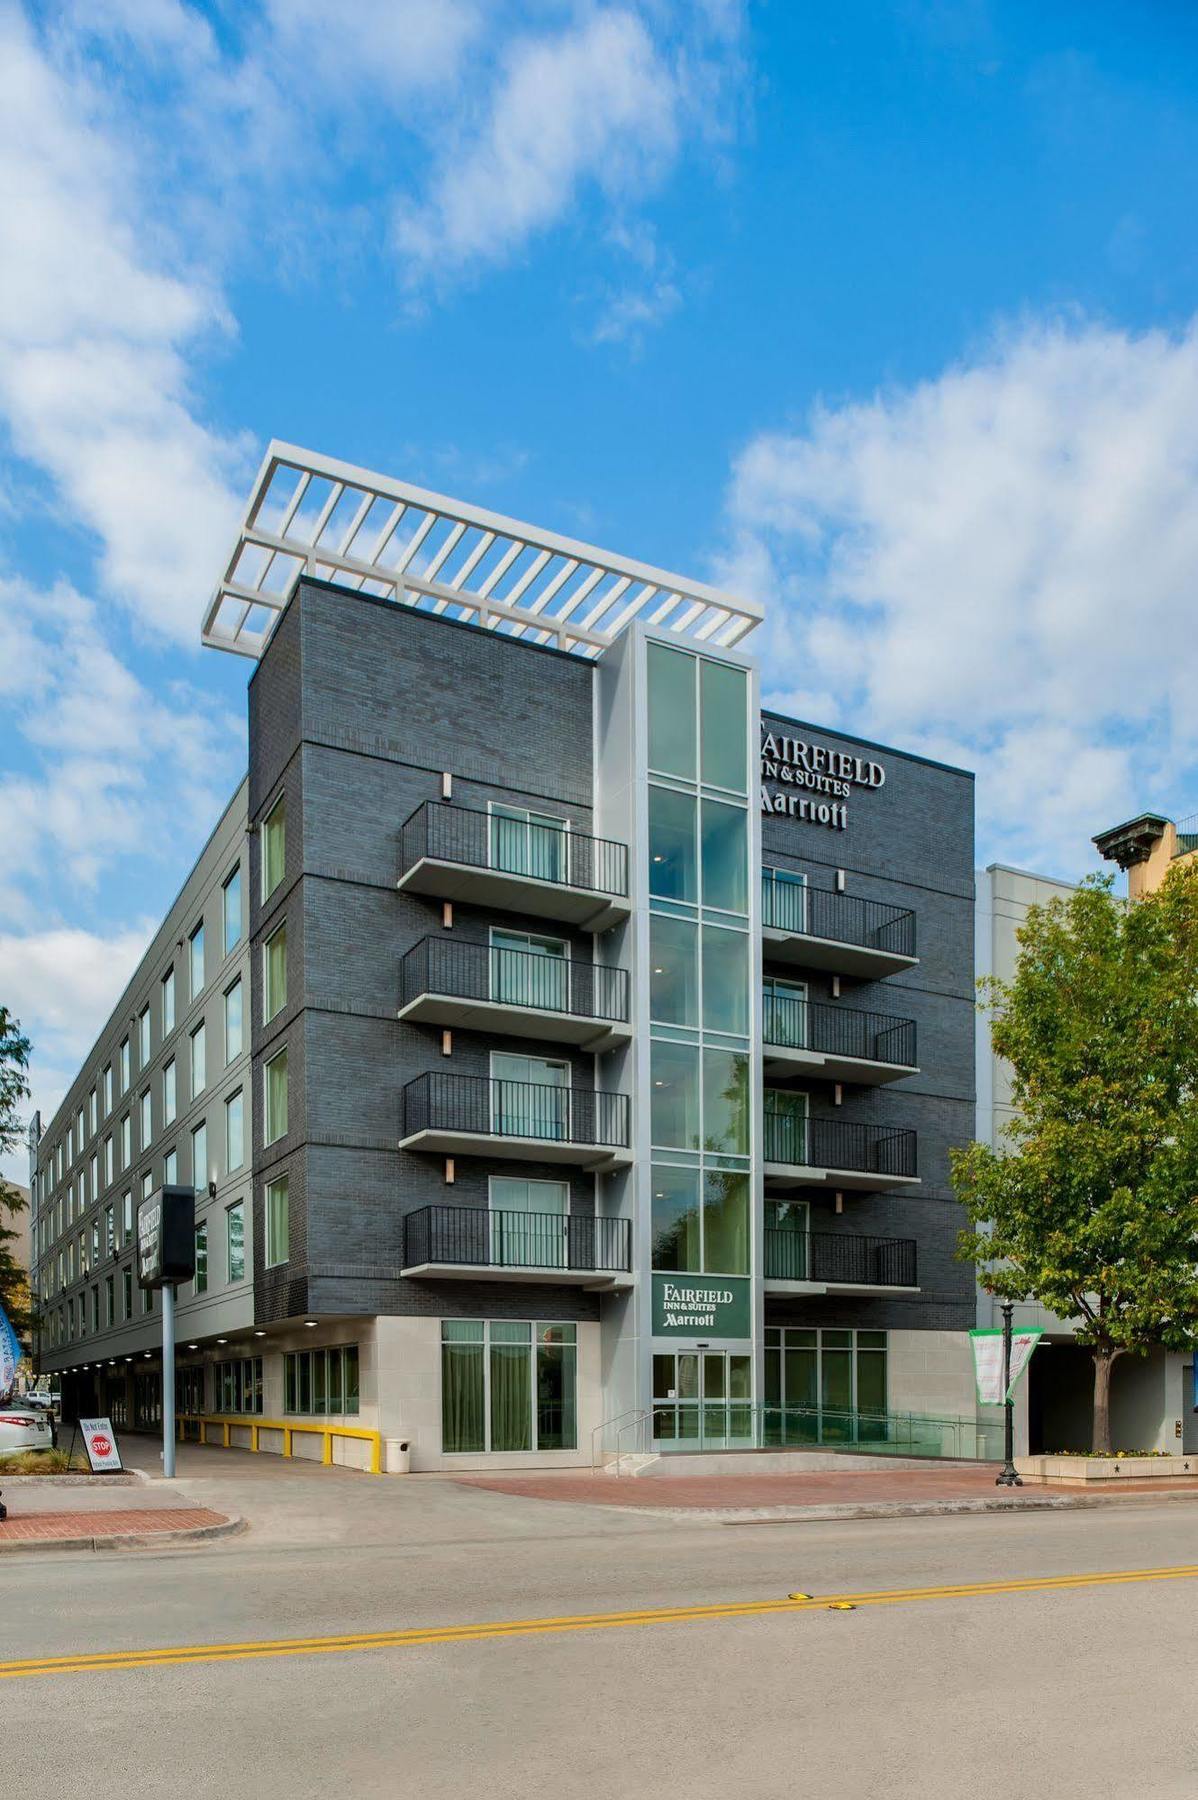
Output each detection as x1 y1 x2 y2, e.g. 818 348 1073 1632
254 1330 266 1338
305 1320 317 1328
188 1342 198 1350
216 1337 227 1344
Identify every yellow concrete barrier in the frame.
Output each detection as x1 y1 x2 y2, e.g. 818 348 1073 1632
176 1413 382 1474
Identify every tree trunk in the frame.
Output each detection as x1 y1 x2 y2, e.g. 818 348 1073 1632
1092 1350 1117 1455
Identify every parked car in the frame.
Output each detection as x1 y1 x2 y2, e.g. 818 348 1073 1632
0 1405 56 1458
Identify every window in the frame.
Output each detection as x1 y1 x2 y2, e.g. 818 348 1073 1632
215 1357 263 1415
103 1135 113 1185
490 1051 568 1138
489 1177 569 1268
265 1174 288 1266
119 1037 131 1092
89 1152 98 1203
647 641 697 779
122 1191 132 1242
264 1048 288 1144
189 922 205 1000
224 979 243 1062
761 865 807 934
222 866 242 954
105 1274 114 1327
123 1265 133 1320
138 1007 151 1067
651 1164 749 1276
190 1021 206 1098
194 1221 208 1294
762 1328 888 1445
76 1107 84 1151
441 1321 577 1454
191 1120 207 1194
226 1201 245 1282
90 1285 100 1332
120 1113 131 1169
284 1346 359 1417
102 1064 113 1115
262 795 286 899
162 968 176 1037
488 803 565 883
164 1149 177 1185
88 1088 97 1136
91 1218 100 1265
141 1169 153 1200
179 1367 206 1414
225 1090 244 1171
140 1089 152 1151
103 1203 114 1257
264 922 287 1021
163 1059 177 1126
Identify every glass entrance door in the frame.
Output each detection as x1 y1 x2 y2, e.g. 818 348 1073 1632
490 929 569 1012
763 977 807 1049
652 1350 753 1450
489 805 568 882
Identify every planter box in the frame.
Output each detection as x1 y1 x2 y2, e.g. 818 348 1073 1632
1017 1454 1198 1484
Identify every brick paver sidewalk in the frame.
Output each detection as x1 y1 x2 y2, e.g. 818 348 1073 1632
0 1506 230 1545
454 1468 1198 1511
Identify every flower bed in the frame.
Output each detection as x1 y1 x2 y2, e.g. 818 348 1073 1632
1017 1453 1197 1484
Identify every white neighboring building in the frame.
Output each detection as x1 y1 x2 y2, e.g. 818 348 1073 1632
975 863 1194 1456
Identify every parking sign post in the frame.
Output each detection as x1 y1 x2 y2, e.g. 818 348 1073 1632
137 1185 195 1483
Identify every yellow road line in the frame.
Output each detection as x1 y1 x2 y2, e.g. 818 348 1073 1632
5 1562 1198 1681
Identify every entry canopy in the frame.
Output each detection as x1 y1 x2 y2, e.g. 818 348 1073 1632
202 442 763 663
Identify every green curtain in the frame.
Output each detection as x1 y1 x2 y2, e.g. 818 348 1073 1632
536 1342 577 1450
490 1343 532 1451
441 1343 485 1453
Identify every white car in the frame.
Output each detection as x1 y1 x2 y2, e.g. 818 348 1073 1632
0 1405 56 1458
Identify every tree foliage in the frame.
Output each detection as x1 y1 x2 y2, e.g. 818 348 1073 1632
0 1005 32 1339
952 866 1198 1453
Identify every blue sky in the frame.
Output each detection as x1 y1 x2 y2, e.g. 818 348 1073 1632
5 0 1198 1171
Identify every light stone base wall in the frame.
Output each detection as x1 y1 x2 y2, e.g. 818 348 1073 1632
886 1329 977 1420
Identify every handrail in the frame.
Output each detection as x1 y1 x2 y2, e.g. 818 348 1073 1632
762 993 917 1068
403 1072 631 1150
762 873 915 956
590 1406 648 1470
401 800 629 899
612 1409 656 1477
404 1204 632 1273
176 1411 383 1475
402 936 630 1024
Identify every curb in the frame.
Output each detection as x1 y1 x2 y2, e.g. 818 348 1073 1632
701 1490 1198 1524
0 1512 247 1555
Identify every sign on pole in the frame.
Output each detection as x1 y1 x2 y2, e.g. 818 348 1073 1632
970 1327 1043 1404
137 1185 196 1289
0 1300 21 1398
78 1417 123 1473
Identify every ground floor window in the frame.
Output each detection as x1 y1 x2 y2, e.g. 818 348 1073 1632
134 1372 161 1430
441 1320 577 1454
178 1366 206 1414
216 1356 263 1415
763 1327 887 1444
284 1346 360 1416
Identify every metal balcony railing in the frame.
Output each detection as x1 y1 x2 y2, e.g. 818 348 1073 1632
401 937 629 1024
764 1228 916 1286
763 1104 917 1177
761 874 916 958
404 1205 632 1273
403 1072 631 1149
401 800 628 899
763 992 916 1067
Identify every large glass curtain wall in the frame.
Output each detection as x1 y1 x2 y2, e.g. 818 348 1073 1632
647 643 753 1282
763 1328 887 1445
441 1320 578 1453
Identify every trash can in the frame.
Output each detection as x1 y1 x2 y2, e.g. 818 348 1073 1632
385 1439 411 1475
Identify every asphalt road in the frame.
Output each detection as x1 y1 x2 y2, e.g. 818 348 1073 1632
6 1476 1197 1800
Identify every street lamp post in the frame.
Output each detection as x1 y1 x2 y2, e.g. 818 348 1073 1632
995 1300 1022 1487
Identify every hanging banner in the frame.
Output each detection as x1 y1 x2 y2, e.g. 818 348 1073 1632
0 1300 21 1398
970 1327 1043 1405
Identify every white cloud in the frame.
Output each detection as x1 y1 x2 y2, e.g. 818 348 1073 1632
392 7 720 283
0 923 153 1184
0 576 244 920
726 315 1198 875
0 6 249 642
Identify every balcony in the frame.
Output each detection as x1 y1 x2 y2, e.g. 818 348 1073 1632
402 1204 633 1288
399 937 631 1050
763 1103 919 1192
764 1228 918 1295
762 874 917 979
762 992 917 1084
398 801 630 931
400 1072 632 1168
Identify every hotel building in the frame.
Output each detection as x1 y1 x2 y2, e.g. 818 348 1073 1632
29 446 977 1469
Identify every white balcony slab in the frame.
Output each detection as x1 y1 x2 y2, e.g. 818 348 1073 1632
398 1127 632 1170
762 926 918 980
398 992 630 1051
761 1041 919 1085
762 1161 921 1193
398 858 630 931
400 1261 632 1290
763 1278 921 1297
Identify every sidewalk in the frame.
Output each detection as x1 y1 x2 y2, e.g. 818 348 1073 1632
0 1455 243 1552
453 1465 1198 1520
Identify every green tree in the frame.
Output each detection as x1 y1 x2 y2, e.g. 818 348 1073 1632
952 867 1198 1455
0 1006 32 1340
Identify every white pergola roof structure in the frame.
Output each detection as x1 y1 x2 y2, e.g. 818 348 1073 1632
202 442 762 661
